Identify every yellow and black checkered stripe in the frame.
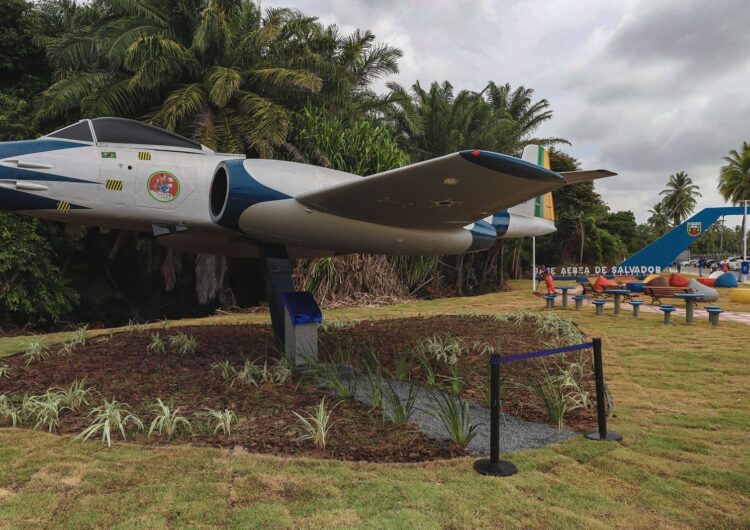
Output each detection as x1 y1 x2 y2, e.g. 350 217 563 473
56 201 71 214
105 179 124 191
138 151 152 161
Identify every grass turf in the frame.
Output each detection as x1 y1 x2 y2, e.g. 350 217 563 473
1 280 749 528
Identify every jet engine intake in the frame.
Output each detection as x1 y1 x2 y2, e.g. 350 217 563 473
209 159 288 231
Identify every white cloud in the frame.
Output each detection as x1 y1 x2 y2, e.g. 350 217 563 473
266 0 750 222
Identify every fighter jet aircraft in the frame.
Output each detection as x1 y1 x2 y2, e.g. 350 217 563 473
0 117 615 258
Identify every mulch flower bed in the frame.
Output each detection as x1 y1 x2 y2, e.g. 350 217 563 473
1 315 597 461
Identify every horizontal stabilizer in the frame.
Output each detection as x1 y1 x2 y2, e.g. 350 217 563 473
296 150 564 229
560 169 617 185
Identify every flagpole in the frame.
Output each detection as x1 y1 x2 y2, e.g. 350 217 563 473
532 236 537 292
743 200 748 283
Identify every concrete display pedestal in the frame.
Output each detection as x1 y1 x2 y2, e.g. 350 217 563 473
282 291 323 367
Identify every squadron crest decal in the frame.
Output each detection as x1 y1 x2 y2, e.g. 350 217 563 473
147 171 180 202
687 221 701 237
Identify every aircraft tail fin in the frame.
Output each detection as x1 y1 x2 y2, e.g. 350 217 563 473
521 145 555 221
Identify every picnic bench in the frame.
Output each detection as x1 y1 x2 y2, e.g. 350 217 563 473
642 286 694 304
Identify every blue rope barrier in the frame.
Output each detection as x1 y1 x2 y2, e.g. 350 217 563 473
490 341 593 365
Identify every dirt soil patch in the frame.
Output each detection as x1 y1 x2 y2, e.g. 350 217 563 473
1 315 596 461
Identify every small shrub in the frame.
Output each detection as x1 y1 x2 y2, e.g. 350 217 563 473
232 360 259 388
392 352 412 381
360 348 383 375
320 320 357 332
316 363 357 400
248 358 292 385
77 398 144 447
210 360 235 382
148 399 191 440
58 341 76 356
420 335 467 365
415 350 437 386
440 364 466 396
0 363 9 379
0 395 21 427
382 381 419 426
71 324 89 346
363 369 383 410
22 338 50 366
292 397 341 449
527 360 590 430
494 312 585 347
169 333 198 355
426 392 480 448
204 408 237 435
54 379 93 411
25 392 68 433
270 358 292 384
471 341 496 355
147 333 166 354
127 319 148 334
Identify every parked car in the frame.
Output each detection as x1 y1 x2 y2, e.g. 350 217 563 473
728 257 741 270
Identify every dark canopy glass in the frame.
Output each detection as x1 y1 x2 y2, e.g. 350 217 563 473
91 118 201 150
47 121 93 142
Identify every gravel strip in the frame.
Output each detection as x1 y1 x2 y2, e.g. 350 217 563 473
343 371 576 456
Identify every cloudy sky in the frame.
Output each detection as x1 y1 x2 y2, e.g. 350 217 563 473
266 0 750 222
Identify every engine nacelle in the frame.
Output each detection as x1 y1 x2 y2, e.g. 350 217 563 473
209 159 288 231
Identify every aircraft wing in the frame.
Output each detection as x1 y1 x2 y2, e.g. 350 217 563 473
560 169 617 185
295 150 564 229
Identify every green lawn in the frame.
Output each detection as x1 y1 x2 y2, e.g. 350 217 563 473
1 281 749 528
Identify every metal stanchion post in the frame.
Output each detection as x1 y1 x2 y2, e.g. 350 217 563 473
585 338 622 442
474 355 517 476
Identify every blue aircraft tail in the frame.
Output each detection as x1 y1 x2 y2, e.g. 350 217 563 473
614 207 747 274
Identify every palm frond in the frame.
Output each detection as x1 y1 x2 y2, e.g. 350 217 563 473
40 72 117 119
150 83 207 130
107 0 168 27
247 67 322 93
207 66 242 107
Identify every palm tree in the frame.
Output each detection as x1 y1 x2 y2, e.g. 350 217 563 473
648 201 671 236
659 171 702 226
39 0 401 156
384 80 567 161
719 141 750 256
719 142 750 203
481 82 568 152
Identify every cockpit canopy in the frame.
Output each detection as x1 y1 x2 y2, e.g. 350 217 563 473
46 118 203 151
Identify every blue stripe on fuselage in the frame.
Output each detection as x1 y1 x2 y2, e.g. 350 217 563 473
0 165 95 184
0 187 88 211
0 139 87 159
0 139 94 184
